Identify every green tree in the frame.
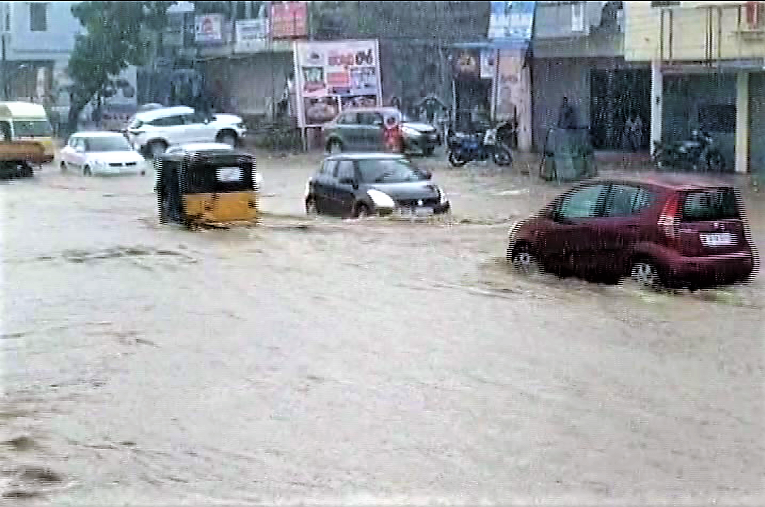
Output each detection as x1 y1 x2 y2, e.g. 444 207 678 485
66 1 176 133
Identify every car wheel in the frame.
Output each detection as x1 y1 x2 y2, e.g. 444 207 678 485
328 140 343 155
448 150 468 167
630 259 663 290
83 165 92 176
149 140 168 158
218 131 237 147
510 242 541 275
305 197 318 216
60 161 67 173
355 203 371 219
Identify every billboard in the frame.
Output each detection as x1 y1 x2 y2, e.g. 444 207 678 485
271 1 308 39
293 40 382 128
195 13 224 44
234 18 269 53
488 1 537 48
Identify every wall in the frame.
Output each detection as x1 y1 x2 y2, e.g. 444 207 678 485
625 1 765 62
6 1 80 62
534 0 611 39
749 72 765 184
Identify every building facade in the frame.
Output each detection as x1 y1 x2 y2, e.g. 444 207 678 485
624 0 765 176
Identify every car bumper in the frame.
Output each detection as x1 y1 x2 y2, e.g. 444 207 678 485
377 201 451 217
404 134 440 153
92 163 146 175
663 251 756 288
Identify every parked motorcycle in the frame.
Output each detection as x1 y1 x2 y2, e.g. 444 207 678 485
652 130 726 172
447 123 513 167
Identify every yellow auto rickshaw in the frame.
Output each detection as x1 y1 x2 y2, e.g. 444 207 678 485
155 148 258 228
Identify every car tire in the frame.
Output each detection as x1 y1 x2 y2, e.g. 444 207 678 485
305 197 318 216
509 242 541 275
629 258 663 290
217 131 238 148
83 165 92 176
493 146 513 166
327 140 343 155
448 150 468 167
354 203 371 219
149 140 168 159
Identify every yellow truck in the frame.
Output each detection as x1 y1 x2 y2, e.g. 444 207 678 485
0 140 47 178
0 101 55 163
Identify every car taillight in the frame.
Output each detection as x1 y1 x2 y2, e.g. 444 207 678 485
658 193 680 241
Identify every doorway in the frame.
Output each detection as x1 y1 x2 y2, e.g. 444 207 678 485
590 68 650 151
453 77 491 133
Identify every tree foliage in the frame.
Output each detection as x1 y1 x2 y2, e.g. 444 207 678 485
66 1 176 132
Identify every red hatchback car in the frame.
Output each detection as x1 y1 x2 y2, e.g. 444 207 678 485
507 175 758 289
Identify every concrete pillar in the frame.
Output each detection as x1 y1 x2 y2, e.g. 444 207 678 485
650 60 662 155
735 71 749 174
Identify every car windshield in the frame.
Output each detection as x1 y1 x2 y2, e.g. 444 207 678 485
358 159 427 183
682 188 739 221
13 120 53 137
84 136 133 152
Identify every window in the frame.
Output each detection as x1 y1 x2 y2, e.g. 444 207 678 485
1 121 11 142
320 159 337 175
605 185 640 217
150 115 184 127
698 105 736 134
29 2 47 32
358 112 383 126
337 112 357 125
335 160 355 180
681 188 740 221
558 184 606 219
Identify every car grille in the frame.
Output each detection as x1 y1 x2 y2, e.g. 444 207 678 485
109 162 138 167
396 197 439 208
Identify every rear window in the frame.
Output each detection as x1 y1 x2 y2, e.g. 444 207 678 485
681 188 739 221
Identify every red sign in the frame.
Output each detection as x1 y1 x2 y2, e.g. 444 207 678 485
271 1 307 39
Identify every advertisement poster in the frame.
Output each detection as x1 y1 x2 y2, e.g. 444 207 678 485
195 14 224 44
271 1 308 39
294 40 382 128
488 1 537 48
234 18 269 53
452 48 480 79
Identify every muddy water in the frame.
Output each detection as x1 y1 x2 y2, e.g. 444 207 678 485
1 154 763 504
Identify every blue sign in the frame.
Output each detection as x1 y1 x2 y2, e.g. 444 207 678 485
488 1 537 48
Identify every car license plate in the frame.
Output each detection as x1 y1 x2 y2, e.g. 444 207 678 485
701 232 733 247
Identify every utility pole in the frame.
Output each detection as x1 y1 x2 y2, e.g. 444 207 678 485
1 33 6 101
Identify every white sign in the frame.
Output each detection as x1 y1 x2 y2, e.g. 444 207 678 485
293 40 383 128
195 14 224 44
216 166 242 182
234 19 269 53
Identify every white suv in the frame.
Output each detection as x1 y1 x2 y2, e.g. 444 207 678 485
125 106 247 158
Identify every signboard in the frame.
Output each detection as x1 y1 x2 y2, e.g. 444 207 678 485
488 1 537 48
195 13 224 44
293 40 382 128
271 1 308 39
235 18 269 53
480 49 496 80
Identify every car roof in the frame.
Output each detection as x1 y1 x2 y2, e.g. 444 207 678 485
587 173 737 192
71 131 128 138
325 152 406 161
168 142 233 152
0 101 47 117
134 105 194 122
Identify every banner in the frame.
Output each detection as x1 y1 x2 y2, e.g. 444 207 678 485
294 40 382 128
488 1 536 48
271 1 308 39
234 18 269 53
195 14 224 44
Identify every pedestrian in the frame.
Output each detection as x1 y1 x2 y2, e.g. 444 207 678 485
557 96 576 129
632 114 644 151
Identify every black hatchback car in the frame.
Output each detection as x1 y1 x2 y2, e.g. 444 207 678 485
304 153 451 218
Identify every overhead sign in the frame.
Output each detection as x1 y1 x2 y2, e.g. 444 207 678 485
488 1 537 48
195 14 224 44
271 1 308 39
293 40 382 128
234 19 269 53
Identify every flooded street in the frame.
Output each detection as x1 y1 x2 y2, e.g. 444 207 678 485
2 153 764 504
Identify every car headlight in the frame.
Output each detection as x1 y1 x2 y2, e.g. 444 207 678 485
402 126 421 137
438 186 448 204
367 189 395 209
